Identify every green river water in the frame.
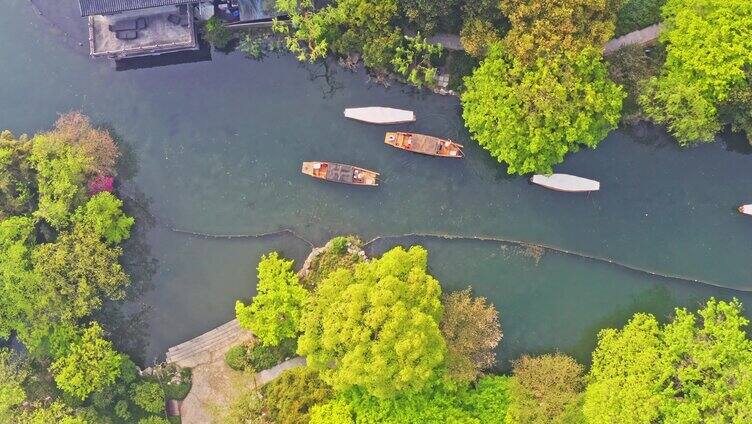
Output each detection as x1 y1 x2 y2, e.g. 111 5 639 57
1 0 751 369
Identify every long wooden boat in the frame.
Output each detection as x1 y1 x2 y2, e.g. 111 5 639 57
530 174 600 192
739 204 752 216
384 132 464 158
301 161 379 186
344 107 416 124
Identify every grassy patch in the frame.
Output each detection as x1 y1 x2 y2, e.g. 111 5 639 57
225 338 298 372
303 236 363 289
151 364 192 401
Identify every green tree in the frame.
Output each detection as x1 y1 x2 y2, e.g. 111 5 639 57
440 288 502 384
262 367 332 423
298 245 445 398
462 44 624 174
49 112 121 177
72 192 134 244
33 229 129 322
310 398 354 424
341 383 480 423
16 401 88 424
274 0 398 63
29 134 88 230
390 34 442 88
132 381 166 414
461 375 511 423
50 322 123 400
398 0 459 34
506 353 586 424
460 19 501 59
0 348 27 422
584 298 752 423
616 0 666 36
203 16 232 49
640 0 752 144
0 216 39 344
235 252 309 346
500 0 618 63
0 133 36 219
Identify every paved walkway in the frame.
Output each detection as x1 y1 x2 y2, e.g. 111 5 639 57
604 24 663 54
427 23 663 54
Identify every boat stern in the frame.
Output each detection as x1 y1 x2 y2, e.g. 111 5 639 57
301 161 315 176
384 132 398 147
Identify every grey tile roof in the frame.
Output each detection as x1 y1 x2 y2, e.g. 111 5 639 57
78 0 195 16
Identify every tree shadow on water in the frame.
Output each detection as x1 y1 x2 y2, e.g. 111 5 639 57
721 129 752 155
572 284 678 365
303 59 344 98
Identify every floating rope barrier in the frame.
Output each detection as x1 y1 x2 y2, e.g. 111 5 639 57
363 233 749 292
170 227 315 249
168 227 748 292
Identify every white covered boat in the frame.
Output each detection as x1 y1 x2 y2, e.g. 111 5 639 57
530 174 600 192
344 107 416 124
739 204 752 216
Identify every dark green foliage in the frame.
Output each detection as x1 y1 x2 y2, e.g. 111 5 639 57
445 51 478 92
132 381 166 414
239 34 264 60
606 43 666 121
115 399 131 421
159 366 192 401
262 367 332 423
0 132 36 219
398 0 460 34
225 338 297 372
719 71 752 145
329 236 348 255
225 345 249 371
616 0 666 36
248 338 297 371
203 16 232 49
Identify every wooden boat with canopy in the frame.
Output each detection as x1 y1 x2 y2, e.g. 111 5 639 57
739 204 752 216
301 162 379 186
384 132 464 158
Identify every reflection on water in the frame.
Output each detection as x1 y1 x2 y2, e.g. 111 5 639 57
3 0 752 365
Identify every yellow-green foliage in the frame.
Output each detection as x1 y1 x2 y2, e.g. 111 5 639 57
506 353 586 423
235 252 308 346
460 19 501 58
298 245 445 398
72 192 134 245
500 0 618 63
29 134 88 230
584 298 752 423
50 323 123 401
640 0 752 144
462 44 624 174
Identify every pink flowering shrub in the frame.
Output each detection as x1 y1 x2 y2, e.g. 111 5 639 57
88 174 114 195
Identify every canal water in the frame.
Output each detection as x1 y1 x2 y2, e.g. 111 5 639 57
2 0 751 369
